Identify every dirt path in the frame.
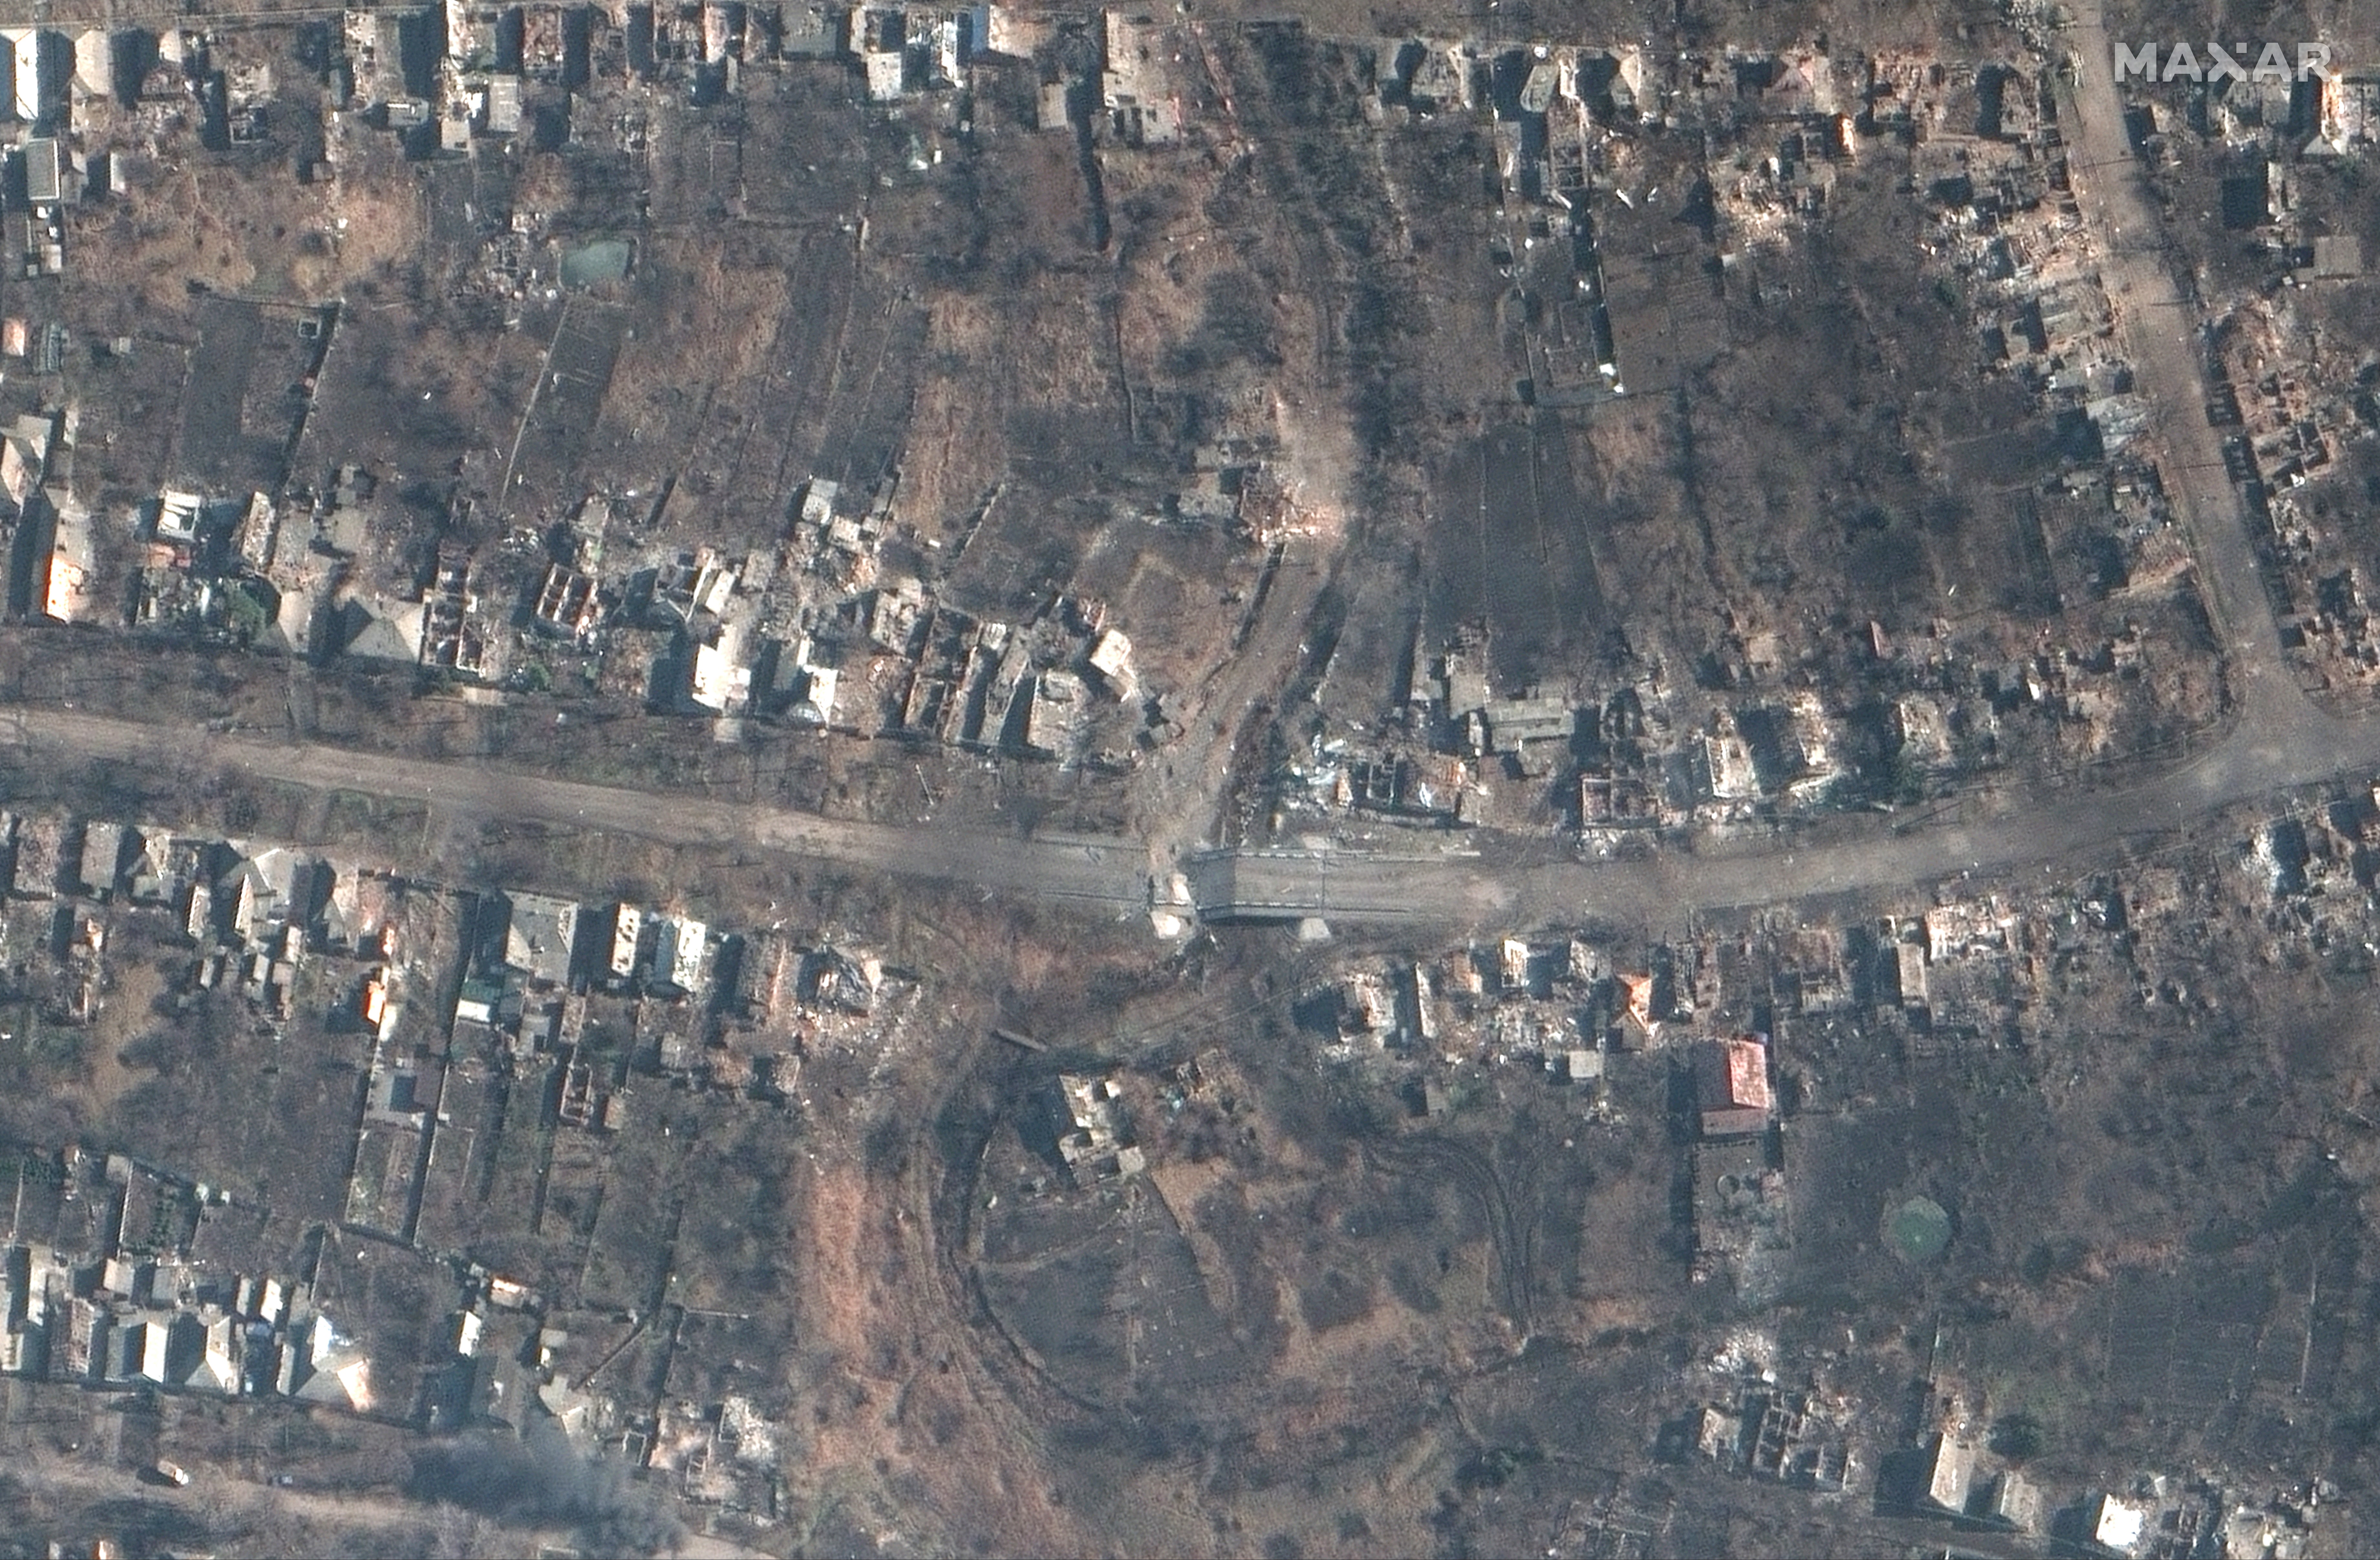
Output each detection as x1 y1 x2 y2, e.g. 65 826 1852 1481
10 1448 521 1546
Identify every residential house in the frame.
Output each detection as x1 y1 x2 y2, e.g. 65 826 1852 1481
1024 669 1087 756
127 832 205 908
1987 1470 2044 1532
532 564 602 640
76 821 128 900
293 1346 373 1411
800 947 879 1014
3 30 61 125
221 848 317 950
105 1316 146 1384
608 904 651 984
2091 1493 2147 1555
40 492 94 623
484 74 521 134
466 1348 528 1432
59 1296 104 1381
153 489 203 545
324 869 401 957
1695 720 1762 802
185 883 215 943
797 476 839 529
1052 1071 1142 1180
854 7 905 100
648 916 710 998
1086 628 1137 700
0 412 52 512
1922 1432 1975 1515
453 977 508 1029
1695 1034 1772 1137
332 594 425 665
686 622 751 713
1896 939 1929 1010
1482 696 1574 751
185 1311 240 1394
504 892 583 989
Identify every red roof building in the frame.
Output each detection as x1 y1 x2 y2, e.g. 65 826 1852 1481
1697 1034 1773 1138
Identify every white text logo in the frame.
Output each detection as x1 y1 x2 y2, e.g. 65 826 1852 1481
2111 42 2333 83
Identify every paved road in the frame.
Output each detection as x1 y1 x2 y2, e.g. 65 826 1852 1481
0 15 2364 937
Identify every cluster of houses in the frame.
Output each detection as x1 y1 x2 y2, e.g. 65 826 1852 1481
1902 1425 2332 1558
1630 813 2370 1555
447 877 897 1098
0 806 540 1042
1671 1342 2336 1560
1265 46 2229 841
352 2 993 147
0 794 898 1472
0 805 867 1535
2 1149 379 1414
0 21 321 304
322 1 1187 143
2209 285 2378 688
0 410 103 635
0 797 722 1047
0 26 136 289
1290 603 2203 840
77 456 1158 768
1308 756 2380 1310
6 20 2236 802
1319 927 1798 1293
2 1114 809 1534
0 0 1204 767
1241 743 2380 1554
2235 778 2380 949
1376 40 2138 413
0 811 409 1020
1922 72 2157 457
526 476 1151 763
624 474 1146 759
1374 38 2061 147
2089 50 2380 691
1680 1368 1853 1493
1321 929 1773 1134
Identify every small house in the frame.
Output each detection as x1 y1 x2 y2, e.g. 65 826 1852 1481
1695 1034 1772 1138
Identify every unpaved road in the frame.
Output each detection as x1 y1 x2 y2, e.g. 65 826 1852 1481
2056 0 2310 731
5 1446 541 1548
12 648 2378 937
0 706 1152 918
